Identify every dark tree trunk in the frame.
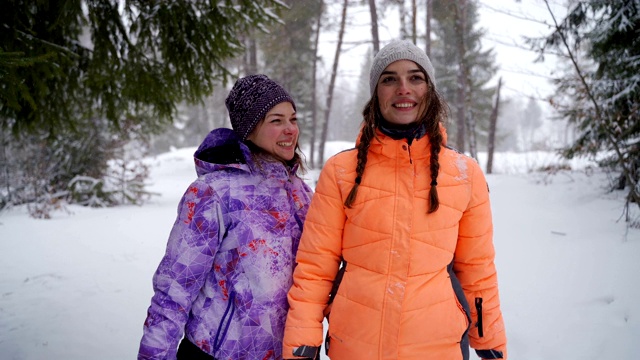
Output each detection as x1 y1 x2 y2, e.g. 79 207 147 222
309 2 323 169
411 0 417 44
318 0 348 165
398 0 408 40
486 77 502 174
466 111 478 161
248 36 257 75
454 0 467 152
368 0 380 53
425 0 432 56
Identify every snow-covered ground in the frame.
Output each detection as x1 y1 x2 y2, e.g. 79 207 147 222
1 143 638 359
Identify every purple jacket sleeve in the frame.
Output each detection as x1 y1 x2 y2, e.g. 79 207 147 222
138 180 222 360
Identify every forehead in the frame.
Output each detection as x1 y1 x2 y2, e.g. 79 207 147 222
265 101 295 115
383 59 421 73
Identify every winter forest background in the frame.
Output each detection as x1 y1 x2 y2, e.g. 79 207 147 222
1 0 639 358
1 0 639 219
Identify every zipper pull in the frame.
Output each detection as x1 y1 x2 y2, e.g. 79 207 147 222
402 143 413 164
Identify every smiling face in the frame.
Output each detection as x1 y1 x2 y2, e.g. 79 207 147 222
376 60 428 125
246 101 298 162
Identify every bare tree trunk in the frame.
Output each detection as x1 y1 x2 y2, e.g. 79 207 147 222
486 77 502 174
247 36 257 75
411 0 417 44
425 0 432 56
239 34 248 75
309 3 323 169
241 32 257 75
466 111 478 161
0 126 12 206
318 0 348 165
398 0 408 40
454 0 468 152
368 0 380 54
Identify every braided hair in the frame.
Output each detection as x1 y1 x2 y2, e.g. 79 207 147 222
344 66 447 213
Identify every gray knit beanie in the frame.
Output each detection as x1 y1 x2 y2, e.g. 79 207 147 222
369 39 436 95
225 74 296 140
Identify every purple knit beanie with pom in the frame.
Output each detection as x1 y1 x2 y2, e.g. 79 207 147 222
225 74 296 140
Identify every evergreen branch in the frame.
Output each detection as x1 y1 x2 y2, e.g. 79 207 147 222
543 0 640 206
0 50 57 68
482 35 567 58
12 28 80 59
478 3 553 27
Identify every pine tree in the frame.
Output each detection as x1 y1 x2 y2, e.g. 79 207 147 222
430 0 498 154
258 0 323 144
0 0 285 215
0 0 285 134
531 0 640 210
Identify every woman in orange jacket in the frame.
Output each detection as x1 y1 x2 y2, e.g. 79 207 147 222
283 40 507 360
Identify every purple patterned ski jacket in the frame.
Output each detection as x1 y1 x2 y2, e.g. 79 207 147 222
138 128 313 360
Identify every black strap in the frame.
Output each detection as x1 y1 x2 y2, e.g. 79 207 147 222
292 345 320 358
475 349 504 359
328 260 347 305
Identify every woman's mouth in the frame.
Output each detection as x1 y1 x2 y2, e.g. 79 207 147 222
393 102 415 109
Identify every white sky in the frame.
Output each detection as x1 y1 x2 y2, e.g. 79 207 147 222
476 0 567 100
1 143 638 359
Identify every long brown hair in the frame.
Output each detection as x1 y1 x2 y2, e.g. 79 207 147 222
344 66 448 213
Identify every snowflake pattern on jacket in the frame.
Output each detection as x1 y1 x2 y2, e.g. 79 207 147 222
138 128 313 360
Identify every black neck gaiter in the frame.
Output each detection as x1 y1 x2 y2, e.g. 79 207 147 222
378 119 427 145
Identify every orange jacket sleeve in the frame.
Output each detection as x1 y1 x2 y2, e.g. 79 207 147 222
283 157 346 358
454 159 508 358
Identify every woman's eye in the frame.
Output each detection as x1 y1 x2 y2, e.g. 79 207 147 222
381 76 396 83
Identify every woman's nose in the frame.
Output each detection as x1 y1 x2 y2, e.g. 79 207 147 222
396 80 411 94
284 121 297 134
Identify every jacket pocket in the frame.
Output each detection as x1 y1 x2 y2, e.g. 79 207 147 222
475 297 484 338
448 263 471 333
213 291 236 351
453 292 471 332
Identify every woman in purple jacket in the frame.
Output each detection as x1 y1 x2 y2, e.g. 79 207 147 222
138 75 313 360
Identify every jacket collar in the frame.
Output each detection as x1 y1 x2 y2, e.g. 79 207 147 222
357 122 448 161
369 129 430 160
378 119 427 144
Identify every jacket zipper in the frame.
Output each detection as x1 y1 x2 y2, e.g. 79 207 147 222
475 297 484 337
404 140 413 164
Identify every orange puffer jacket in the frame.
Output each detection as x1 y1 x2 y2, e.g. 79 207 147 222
284 129 507 360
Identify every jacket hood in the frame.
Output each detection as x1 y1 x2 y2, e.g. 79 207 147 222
193 128 253 177
193 127 299 178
